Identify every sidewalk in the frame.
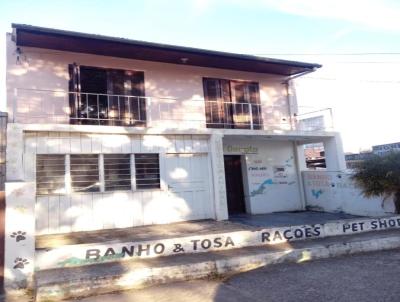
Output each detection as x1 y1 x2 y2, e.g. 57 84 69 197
37 211 361 249
66 248 400 302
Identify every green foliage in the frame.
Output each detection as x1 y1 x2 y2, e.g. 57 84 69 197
351 152 400 213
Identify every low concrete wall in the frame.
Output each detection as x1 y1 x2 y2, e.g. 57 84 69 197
36 215 400 270
303 171 395 216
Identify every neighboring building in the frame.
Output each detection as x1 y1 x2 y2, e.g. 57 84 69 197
372 142 400 156
345 142 400 169
345 152 373 169
304 142 325 169
5 24 346 234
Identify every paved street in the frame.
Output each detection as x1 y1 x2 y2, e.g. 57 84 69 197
70 249 400 302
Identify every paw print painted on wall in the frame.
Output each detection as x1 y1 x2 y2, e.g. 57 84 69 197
11 231 26 242
13 258 29 269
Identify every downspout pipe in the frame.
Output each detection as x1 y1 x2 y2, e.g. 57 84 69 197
282 68 318 84
282 67 318 130
282 67 319 210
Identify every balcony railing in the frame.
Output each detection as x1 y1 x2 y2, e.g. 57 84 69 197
204 101 263 130
68 92 146 126
11 88 334 132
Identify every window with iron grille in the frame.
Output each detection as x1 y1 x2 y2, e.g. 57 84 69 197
203 78 262 129
135 154 160 189
36 154 66 195
104 154 131 191
68 65 146 126
70 154 100 192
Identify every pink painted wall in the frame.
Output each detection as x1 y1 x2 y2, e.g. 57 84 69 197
6 34 292 129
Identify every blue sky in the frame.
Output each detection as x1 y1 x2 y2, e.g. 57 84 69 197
1 0 400 152
2 0 400 54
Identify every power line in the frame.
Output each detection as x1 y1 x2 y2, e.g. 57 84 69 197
331 61 400 64
253 52 400 56
300 76 400 84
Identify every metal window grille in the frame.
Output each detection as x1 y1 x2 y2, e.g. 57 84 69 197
70 154 100 192
36 154 66 195
104 154 131 191
36 153 160 195
135 154 160 189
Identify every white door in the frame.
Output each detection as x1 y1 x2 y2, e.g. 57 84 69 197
165 153 213 220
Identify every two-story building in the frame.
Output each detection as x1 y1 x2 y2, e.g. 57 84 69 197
4 24 347 291
5 24 346 234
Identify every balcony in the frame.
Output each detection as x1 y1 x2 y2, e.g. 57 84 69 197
68 92 146 127
11 88 334 132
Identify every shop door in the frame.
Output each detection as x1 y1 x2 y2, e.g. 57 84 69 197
224 155 246 215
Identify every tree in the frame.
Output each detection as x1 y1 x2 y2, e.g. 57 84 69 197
351 152 400 214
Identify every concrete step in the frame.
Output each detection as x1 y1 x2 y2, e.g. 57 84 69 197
35 229 400 301
35 215 400 271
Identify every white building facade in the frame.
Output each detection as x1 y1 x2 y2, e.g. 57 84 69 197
4 24 346 290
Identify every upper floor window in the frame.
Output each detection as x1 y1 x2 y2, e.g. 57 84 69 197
68 65 146 126
203 78 262 130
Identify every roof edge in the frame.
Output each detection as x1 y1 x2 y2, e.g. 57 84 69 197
12 23 322 71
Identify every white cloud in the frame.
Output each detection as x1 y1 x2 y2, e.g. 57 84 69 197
188 0 400 31
259 0 400 31
192 0 213 14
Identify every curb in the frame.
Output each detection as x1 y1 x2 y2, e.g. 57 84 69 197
35 231 400 301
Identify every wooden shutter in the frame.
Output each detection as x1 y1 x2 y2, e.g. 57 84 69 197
70 65 110 125
129 71 146 126
230 81 250 129
248 82 262 129
68 63 80 124
107 70 125 125
203 78 232 128
203 78 220 128
107 70 145 126
69 65 145 126
230 81 262 129
220 79 233 128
